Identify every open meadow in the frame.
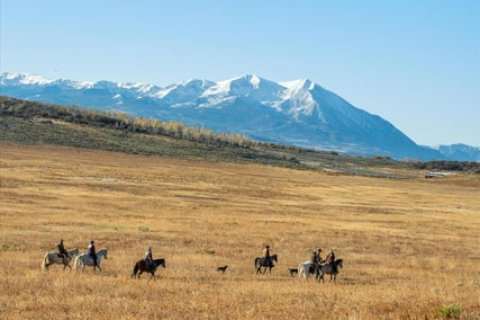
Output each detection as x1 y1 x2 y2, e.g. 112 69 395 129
0 142 479 319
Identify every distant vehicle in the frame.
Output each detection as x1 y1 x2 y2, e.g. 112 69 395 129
425 171 445 178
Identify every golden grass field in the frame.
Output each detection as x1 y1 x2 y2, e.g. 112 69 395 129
0 142 479 319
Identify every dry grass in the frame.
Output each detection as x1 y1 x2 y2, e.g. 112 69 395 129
0 142 479 319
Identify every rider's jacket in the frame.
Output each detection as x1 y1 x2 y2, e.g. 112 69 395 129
262 248 270 258
57 242 68 256
325 252 335 264
310 251 319 264
89 244 96 257
145 250 153 261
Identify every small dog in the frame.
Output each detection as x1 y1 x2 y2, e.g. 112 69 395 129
288 268 298 277
217 265 229 273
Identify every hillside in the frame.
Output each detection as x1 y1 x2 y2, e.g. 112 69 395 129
0 72 452 160
1 96 423 178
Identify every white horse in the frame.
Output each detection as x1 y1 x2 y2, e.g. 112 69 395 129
74 248 108 272
42 248 79 270
298 260 321 281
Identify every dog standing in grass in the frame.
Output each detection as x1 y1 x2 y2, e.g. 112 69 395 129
217 265 228 273
289 268 298 277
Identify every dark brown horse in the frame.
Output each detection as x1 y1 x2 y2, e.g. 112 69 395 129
132 258 166 280
254 254 278 274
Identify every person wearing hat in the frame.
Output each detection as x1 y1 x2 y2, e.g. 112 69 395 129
57 239 69 267
310 248 323 265
144 246 154 271
88 240 98 267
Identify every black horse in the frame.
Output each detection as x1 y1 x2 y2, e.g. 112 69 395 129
316 259 343 282
254 254 278 274
132 258 166 280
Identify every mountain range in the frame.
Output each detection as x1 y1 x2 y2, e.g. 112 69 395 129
1 72 478 161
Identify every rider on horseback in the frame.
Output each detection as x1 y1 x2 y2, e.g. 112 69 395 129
325 248 335 264
57 239 69 267
310 248 322 265
325 248 336 272
88 240 98 267
144 247 154 271
263 245 272 267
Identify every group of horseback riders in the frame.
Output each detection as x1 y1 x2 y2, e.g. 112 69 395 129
57 240 335 273
262 245 337 270
57 239 98 267
310 247 336 271
57 239 156 270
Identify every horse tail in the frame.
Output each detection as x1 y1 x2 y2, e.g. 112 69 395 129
73 256 80 271
254 258 259 268
42 253 49 270
132 263 139 278
297 263 303 279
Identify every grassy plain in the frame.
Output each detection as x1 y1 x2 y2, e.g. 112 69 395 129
0 142 479 319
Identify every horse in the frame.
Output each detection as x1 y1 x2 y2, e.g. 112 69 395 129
297 261 319 280
254 254 278 274
42 248 79 270
131 258 166 280
73 248 108 272
317 259 344 282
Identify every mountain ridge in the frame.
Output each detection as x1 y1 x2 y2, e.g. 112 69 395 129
1 72 477 161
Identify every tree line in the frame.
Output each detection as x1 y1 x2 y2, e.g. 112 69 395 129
0 96 257 149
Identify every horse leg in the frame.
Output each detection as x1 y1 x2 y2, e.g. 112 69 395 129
138 270 143 278
299 267 305 280
151 272 156 281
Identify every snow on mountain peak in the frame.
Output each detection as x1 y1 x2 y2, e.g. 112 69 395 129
280 78 315 91
1 72 54 85
201 74 286 105
155 79 215 103
1 71 461 160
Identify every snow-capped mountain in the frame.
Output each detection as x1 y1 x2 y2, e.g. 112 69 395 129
1 72 475 161
434 144 480 162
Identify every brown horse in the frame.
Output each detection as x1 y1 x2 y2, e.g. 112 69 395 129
254 254 278 274
132 258 166 280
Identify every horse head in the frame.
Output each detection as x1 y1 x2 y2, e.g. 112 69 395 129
335 259 343 268
98 248 108 259
271 254 278 263
155 259 166 268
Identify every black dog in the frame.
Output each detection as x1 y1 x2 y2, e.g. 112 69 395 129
217 265 229 273
289 268 298 277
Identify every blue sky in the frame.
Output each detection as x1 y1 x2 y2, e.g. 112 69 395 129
1 0 479 146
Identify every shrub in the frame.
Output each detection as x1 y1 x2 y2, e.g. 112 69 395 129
437 304 461 319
